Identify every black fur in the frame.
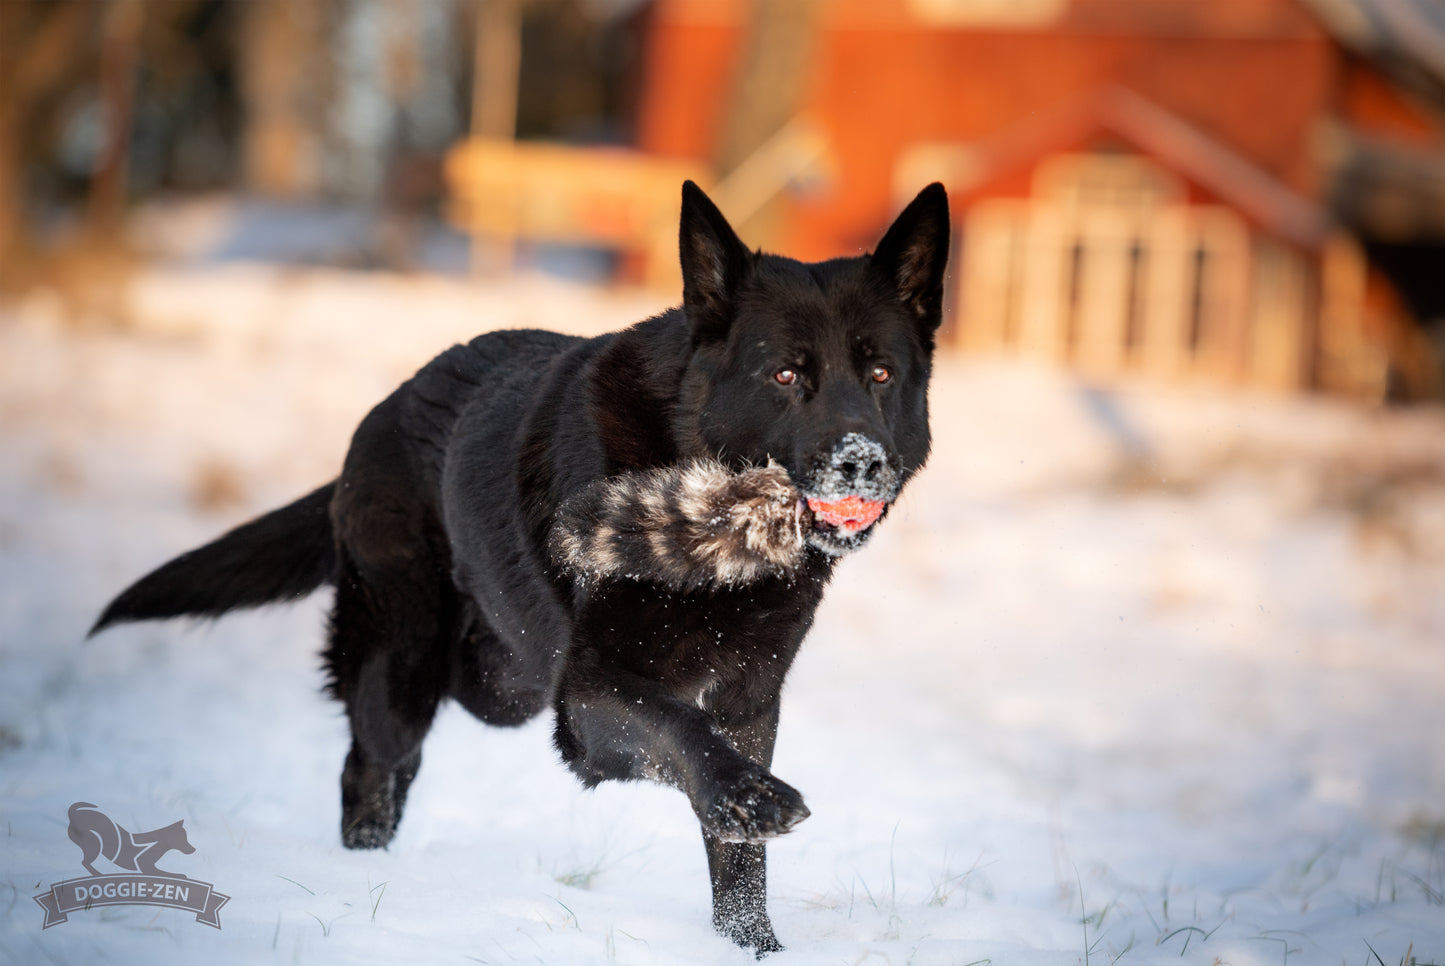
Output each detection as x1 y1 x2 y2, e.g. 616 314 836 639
91 181 950 955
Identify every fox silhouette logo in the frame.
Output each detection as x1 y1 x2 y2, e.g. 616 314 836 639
66 802 196 878
35 802 228 929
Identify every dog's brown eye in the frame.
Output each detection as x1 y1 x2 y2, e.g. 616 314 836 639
775 369 798 386
871 365 892 384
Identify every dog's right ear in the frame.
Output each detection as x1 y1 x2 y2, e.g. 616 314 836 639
679 180 750 344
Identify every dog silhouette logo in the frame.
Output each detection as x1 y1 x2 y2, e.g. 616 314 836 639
35 802 229 929
67 802 196 877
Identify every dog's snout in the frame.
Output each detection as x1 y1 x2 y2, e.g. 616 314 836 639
818 433 897 500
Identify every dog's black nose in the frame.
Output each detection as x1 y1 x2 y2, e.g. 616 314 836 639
818 433 897 500
838 454 883 485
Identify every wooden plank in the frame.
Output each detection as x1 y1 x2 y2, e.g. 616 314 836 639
1247 237 1308 390
955 201 1023 350
1137 207 1192 379
444 137 707 285
1192 207 1251 382
1072 207 1133 376
1016 205 1069 361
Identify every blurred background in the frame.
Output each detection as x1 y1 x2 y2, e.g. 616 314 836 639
4 5 1445 963
3 0 1445 400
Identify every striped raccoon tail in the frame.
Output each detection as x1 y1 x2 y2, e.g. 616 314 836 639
549 460 809 591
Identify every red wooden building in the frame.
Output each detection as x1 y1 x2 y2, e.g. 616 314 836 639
632 0 1445 397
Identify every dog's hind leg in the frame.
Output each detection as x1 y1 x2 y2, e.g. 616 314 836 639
327 548 454 850
449 606 547 727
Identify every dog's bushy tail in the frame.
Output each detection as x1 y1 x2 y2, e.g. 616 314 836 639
89 482 337 636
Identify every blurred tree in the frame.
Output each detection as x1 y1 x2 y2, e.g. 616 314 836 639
0 1 94 274
473 0 522 141
514 0 635 143
714 0 819 174
0 1 240 272
0 0 640 281
88 0 144 234
712 0 821 243
239 0 330 198
127 2 241 194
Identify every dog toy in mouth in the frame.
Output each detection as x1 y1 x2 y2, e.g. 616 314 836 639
550 460 808 591
549 461 895 590
805 496 885 533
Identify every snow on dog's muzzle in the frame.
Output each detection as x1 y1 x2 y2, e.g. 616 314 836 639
800 433 898 554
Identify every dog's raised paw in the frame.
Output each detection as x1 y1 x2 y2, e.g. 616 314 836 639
704 770 810 844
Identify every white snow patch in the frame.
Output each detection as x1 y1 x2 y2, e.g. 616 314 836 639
1 262 1443 965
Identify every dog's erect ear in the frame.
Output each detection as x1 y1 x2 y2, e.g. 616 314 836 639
679 180 750 343
871 183 950 328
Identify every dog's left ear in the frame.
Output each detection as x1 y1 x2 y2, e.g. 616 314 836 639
871 183 950 328
679 180 751 344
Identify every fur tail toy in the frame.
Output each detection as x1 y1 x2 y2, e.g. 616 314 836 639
549 460 809 591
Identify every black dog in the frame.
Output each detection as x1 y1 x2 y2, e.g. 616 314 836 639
92 181 949 954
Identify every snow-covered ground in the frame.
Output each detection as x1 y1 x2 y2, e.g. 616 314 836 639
2 261 1443 966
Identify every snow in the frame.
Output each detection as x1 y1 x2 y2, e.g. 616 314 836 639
2 259 1444 966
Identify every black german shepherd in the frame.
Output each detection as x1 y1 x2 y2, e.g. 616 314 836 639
91 181 949 954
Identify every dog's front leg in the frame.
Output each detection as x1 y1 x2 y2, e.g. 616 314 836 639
702 703 787 955
553 651 806 954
